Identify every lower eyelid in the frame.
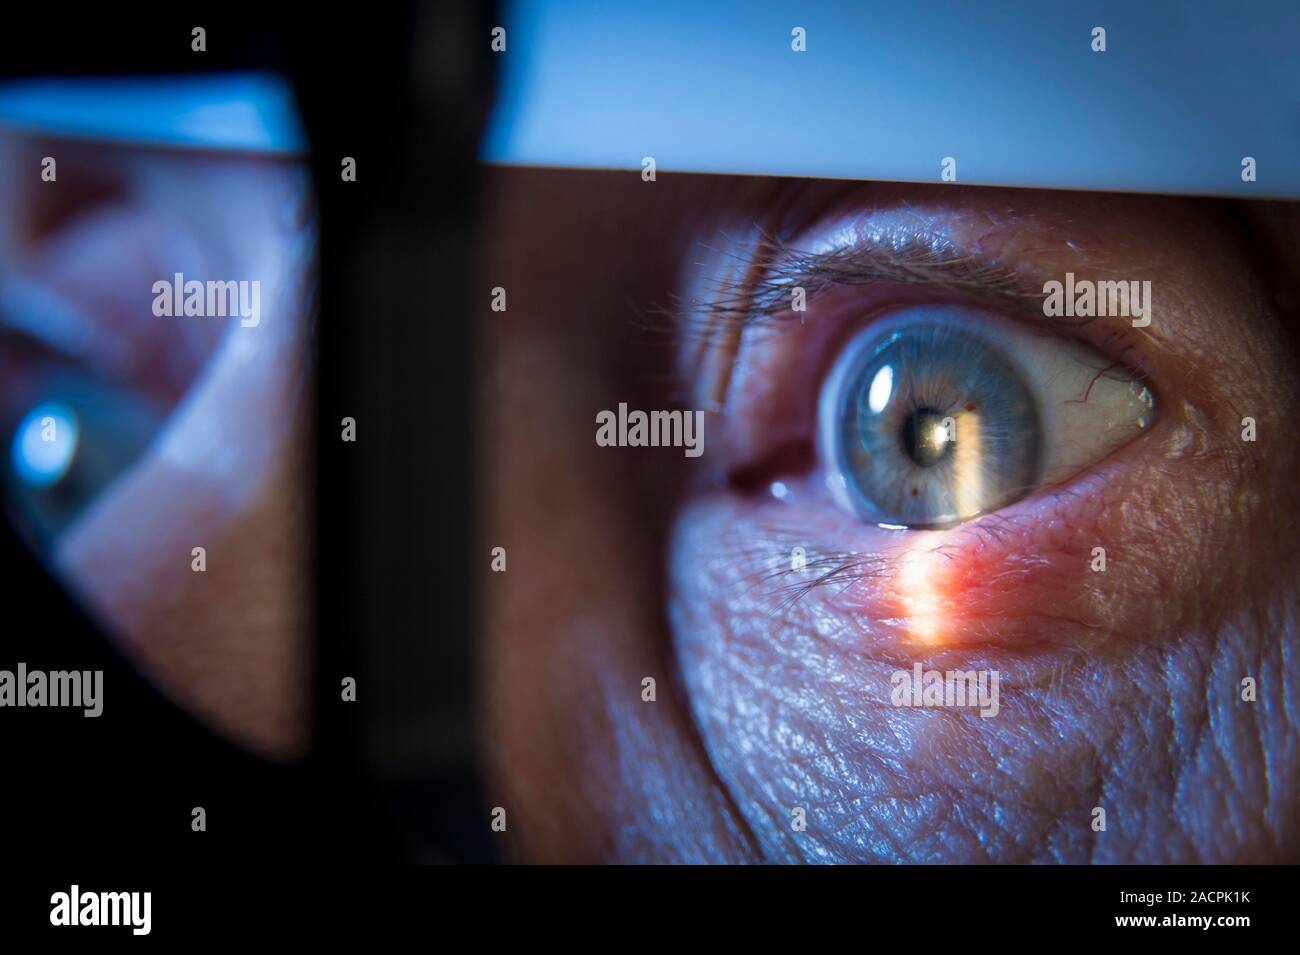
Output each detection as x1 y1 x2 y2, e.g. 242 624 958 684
707 451 1159 659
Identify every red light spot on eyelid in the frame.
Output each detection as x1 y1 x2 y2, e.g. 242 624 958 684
846 477 1114 650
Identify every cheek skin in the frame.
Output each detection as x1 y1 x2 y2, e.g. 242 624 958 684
668 306 1300 861
669 455 1297 861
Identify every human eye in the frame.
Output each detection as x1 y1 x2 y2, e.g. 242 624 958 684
1 369 167 547
0 122 315 756
667 192 1211 659
817 304 1154 529
687 205 1163 543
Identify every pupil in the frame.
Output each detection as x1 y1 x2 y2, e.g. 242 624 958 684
901 408 952 468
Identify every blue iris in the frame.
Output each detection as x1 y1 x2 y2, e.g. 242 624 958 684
829 316 1041 527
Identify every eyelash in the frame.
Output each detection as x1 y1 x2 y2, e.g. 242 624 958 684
668 226 1158 391
726 512 1008 610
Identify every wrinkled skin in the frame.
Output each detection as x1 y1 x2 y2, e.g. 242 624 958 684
479 170 1300 862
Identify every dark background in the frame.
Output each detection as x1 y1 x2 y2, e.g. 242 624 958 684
0 4 496 865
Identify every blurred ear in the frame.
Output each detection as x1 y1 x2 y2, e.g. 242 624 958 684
0 135 234 405
0 132 315 759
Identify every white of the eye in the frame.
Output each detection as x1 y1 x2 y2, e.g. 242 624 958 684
920 309 1156 486
1031 351 1155 485
968 314 1156 485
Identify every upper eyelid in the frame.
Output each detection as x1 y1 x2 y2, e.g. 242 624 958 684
681 219 1160 410
691 227 1044 331
678 225 1050 409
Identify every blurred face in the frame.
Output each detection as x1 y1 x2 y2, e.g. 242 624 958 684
480 170 1300 862
0 133 313 758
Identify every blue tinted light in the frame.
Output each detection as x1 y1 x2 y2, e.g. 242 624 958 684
11 401 79 489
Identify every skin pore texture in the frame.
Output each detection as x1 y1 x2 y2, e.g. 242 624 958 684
480 169 1300 862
